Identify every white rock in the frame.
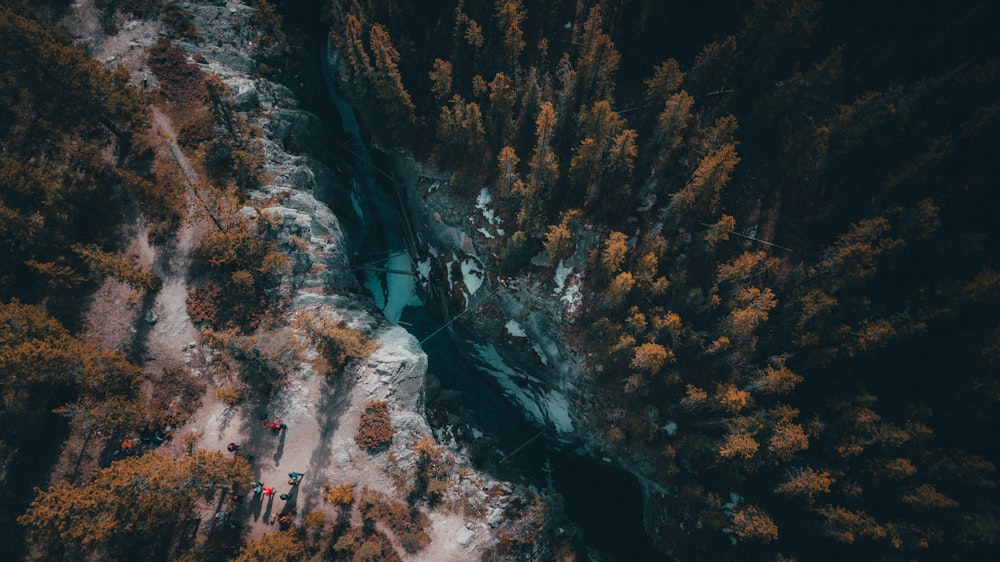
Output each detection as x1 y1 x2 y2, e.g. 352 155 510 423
456 527 477 547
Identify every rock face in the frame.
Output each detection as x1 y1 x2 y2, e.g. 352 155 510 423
61 0 550 557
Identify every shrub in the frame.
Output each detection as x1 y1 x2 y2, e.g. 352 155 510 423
355 400 394 450
358 488 431 553
147 38 205 108
215 384 244 406
187 282 223 326
325 483 356 507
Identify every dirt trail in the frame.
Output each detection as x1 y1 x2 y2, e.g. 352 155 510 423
140 108 206 372
58 5 494 555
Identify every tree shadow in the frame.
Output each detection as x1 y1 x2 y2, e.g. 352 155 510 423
127 287 160 363
216 404 237 436
272 426 287 465
302 369 356 513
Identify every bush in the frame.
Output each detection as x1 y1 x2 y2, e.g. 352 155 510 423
148 38 205 108
215 384 244 406
358 488 431 553
355 400 394 450
187 282 223 326
325 483 356 507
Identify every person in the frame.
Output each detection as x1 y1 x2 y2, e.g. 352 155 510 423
251 481 263 495
226 442 240 452
262 487 274 497
214 511 226 523
288 471 302 485
279 493 290 501
278 514 291 527
270 420 286 434
259 413 269 429
121 438 132 454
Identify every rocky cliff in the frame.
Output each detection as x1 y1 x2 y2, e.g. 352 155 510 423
62 0 550 558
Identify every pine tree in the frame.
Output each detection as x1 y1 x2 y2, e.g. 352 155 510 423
574 6 621 106
730 505 779 543
495 0 526 69
429 58 453 104
669 143 740 223
369 23 415 141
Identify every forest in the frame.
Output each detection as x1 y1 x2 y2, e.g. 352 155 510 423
320 0 1000 560
1 0 999 561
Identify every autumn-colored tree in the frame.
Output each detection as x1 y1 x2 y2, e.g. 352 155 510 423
336 15 374 102
542 209 582 264
901 483 960 511
704 214 736 248
574 6 621 105
776 466 834 500
437 95 486 175
71 244 161 292
568 101 637 209
654 91 695 154
715 250 779 287
428 58 453 103
669 143 740 222
714 383 752 414
233 530 305 562
1 300 146 442
369 23 415 140
487 72 517 145
750 356 804 394
600 232 630 276
724 286 778 341
818 506 886 544
526 101 559 210
606 271 636 308
644 59 686 108
19 451 251 558
730 505 778 543
814 216 903 288
630 342 674 375
769 422 809 461
494 0 526 69
495 146 524 202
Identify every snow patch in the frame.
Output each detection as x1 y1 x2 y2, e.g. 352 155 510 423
663 421 678 436
723 492 744 513
473 187 503 238
553 259 571 294
460 257 484 296
416 257 432 288
505 320 527 338
561 282 582 316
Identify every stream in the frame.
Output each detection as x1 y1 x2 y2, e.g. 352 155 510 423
318 43 667 562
